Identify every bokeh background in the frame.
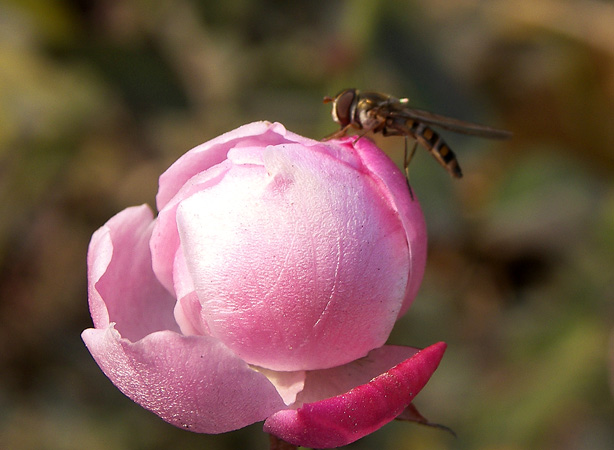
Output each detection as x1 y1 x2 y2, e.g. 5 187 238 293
1 0 613 449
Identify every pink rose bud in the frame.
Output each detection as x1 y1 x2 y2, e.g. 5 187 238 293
82 121 445 448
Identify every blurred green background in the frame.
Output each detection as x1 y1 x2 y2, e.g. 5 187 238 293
1 0 613 449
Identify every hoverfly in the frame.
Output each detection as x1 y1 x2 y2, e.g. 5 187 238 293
323 88 511 192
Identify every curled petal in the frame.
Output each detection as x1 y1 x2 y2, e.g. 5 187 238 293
82 327 287 433
88 205 178 341
264 342 446 448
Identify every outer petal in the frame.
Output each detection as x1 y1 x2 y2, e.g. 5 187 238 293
350 136 428 317
263 342 446 448
82 327 287 433
88 205 179 341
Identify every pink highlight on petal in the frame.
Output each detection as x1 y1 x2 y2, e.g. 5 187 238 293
263 342 446 449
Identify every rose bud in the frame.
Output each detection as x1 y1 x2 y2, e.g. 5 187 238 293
82 121 445 448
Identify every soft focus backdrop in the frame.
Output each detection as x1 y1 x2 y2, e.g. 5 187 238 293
1 1 613 449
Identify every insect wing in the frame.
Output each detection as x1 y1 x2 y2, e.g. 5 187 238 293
392 107 512 139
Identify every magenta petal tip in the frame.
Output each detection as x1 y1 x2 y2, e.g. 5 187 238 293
264 342 446 448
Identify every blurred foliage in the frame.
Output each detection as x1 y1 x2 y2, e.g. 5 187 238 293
1 0 613 449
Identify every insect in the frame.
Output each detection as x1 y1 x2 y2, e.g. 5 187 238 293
323 88 511 190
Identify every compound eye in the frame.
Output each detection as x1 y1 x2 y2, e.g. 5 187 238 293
332 89 356 126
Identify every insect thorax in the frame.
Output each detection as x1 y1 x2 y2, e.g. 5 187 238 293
356 106 384 131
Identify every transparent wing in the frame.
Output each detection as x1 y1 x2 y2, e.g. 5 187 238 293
390 106 512 139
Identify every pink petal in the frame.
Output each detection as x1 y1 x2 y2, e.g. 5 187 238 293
177 145 409 371
152 123 307 295
173 291 210 336
151 161 231 295
263 342 446 448
88 205 179 341
156 122 291 210
351 136 428 317
82 327 287 433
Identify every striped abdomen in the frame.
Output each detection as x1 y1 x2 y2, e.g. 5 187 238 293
400 119 463 178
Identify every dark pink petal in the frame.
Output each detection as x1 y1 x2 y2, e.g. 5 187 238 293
88 205 179 341
295 345 422 405
263 342 446 448
82 328 287 433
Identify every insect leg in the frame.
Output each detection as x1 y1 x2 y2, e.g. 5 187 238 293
323 124 353 141
383 126 416 200
404 136 418 180
352 129 373 144
404 137 417 200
